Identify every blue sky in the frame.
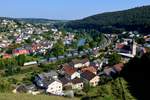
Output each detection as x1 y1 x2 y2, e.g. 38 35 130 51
0 0 150 20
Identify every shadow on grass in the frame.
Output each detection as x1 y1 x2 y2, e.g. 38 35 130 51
121 53 150 100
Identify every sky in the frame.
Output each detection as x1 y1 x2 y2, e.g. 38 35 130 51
0 0 150 20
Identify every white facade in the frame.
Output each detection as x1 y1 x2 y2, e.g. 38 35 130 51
23 61 37 66
83 61 90 67
72 83 83 90
46 81 62 95
132 41 137 56
89 76 100 87
74 63 83 68
71 72 80 80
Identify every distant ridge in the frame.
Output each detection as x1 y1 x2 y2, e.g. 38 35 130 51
66 5 150 34
0 17 68 25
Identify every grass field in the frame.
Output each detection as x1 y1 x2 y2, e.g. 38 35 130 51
0 93 79 100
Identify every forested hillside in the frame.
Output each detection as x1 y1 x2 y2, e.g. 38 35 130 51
66 6 150 34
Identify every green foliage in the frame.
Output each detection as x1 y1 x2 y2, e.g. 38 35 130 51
89 41 97 48
66 6 150 34
111 78 123 100
135 37 145 44
5 48 13 54
42 31 53 40
52 40 65 56
39 63 57 72
78 46 84 51
0 79 11 92
70 41 78 49
83 78 134 100
24 38 32 44
0 59 5 69
16 54 26 66
109 53 121 65
83 83 91 93
0 58 21 76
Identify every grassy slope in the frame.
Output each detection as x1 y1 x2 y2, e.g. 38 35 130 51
0 93 79 100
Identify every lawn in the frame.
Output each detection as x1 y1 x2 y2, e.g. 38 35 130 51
0 93 79 100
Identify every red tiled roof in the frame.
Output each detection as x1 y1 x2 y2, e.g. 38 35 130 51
81 66 97 74
63 66 77 76
116 44 125 49
113 63 124 72
3 54 12 59
62 63 71 67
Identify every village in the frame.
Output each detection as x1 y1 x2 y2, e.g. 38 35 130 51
0 19 150 98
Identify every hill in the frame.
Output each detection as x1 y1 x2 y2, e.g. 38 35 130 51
66 5 150 34
0 17 68 25
16 18 68 25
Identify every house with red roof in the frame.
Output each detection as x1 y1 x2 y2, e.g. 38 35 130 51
81 66 97 74
2 53 12 59
62 65 80 80
103 63 124 76
13 48 29 56
113 63 124 73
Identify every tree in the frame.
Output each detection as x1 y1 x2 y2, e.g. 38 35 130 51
4 58 20 76
66 6 150 34
52 40 65 56
78 46 84 51
135 37 145 45
83 83 91 93
16 54 26 66
25 38 32 44
109 53 121 65
70 41 78 49
0 59 5 69
89 41 97 48
5 48 13 54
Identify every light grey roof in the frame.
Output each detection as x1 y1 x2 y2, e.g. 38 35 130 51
38 71 58 79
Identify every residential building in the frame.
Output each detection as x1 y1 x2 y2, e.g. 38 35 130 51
81 71 100 87
71 59 83 68
71 58 90 68
34 72 62 95
46 79 63 95
81 66 97 74
13 48 29 56
71 78 84 90
62 65 80 80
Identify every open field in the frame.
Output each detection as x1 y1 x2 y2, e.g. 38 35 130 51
0 93 79 100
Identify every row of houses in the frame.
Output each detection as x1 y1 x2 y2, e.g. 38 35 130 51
33 58 100 95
